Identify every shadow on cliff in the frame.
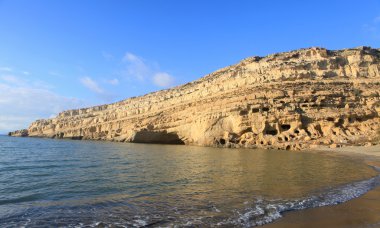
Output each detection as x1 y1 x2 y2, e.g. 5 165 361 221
132 130 185 145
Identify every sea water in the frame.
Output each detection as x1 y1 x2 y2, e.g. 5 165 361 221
0 136 379 227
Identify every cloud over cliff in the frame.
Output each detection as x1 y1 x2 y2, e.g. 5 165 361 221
0 74 85 133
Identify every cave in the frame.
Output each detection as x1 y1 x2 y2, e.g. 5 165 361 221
239 127 252 135
71 136 83 140
281 124 291 131
252 108 260 113
219 138 226 145
132 130 185 145
262 107 270 112
335 118 344 127
265 129 278 135
239 110 249 116
311 104 318 108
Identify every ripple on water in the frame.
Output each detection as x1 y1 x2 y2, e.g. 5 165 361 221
0 136 378 227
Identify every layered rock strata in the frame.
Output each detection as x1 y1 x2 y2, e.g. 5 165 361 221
9 47 380 150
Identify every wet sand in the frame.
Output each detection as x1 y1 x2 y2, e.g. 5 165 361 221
266 145 380 228
266 186 380 228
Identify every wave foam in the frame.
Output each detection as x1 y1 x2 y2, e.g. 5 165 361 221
222 173 380 227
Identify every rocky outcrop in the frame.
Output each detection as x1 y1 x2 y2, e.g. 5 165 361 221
8 129 28 137
9 47 380 150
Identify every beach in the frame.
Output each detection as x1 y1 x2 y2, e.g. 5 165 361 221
267 145 380 227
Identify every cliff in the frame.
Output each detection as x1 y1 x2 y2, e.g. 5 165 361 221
9 47 380 150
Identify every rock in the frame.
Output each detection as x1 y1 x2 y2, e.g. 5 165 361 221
330 144 338 148
309 144 319 149
8 47 380 150
8 129 28 137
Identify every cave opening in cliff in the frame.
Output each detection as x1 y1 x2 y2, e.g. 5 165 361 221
132 130 185 145
335 118 344 127
239 110 249 116
252 108 260 113
281 124 291 131
239 127 252 135
265 129 278 135
327 117 334 122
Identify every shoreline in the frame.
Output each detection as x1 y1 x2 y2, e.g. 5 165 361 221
266 144 380 227
316 144 380 157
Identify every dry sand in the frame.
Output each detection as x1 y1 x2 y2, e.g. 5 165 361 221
265 144 380 228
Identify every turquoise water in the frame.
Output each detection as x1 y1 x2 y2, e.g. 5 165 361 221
0 136 379 227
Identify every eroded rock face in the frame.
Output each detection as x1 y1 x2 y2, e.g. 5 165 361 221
9 47 380 150
8 129 28 137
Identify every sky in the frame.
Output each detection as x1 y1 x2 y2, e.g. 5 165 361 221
0 0 380 133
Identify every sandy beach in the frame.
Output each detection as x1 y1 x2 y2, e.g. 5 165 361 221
266 145 380 228
318 144 380 158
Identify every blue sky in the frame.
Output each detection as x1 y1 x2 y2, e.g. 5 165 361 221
0 0 380 133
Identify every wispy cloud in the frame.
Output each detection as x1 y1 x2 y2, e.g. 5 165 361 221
0 67 12 72
80 76 104 94
22 71 30 75
0 75 25 85
79 76 116 102
106 78 119 85
0 75 85 133
121 52 176 88
122 52 151 81
1 74 53 89
153 72 175 87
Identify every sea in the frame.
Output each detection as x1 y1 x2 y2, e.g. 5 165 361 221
0 135 379 227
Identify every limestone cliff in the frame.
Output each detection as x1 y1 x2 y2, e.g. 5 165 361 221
9 47 380 150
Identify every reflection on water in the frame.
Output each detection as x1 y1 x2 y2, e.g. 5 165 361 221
0 136 378 227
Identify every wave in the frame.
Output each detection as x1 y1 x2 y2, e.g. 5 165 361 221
5 174 378 227
219 170 380 227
